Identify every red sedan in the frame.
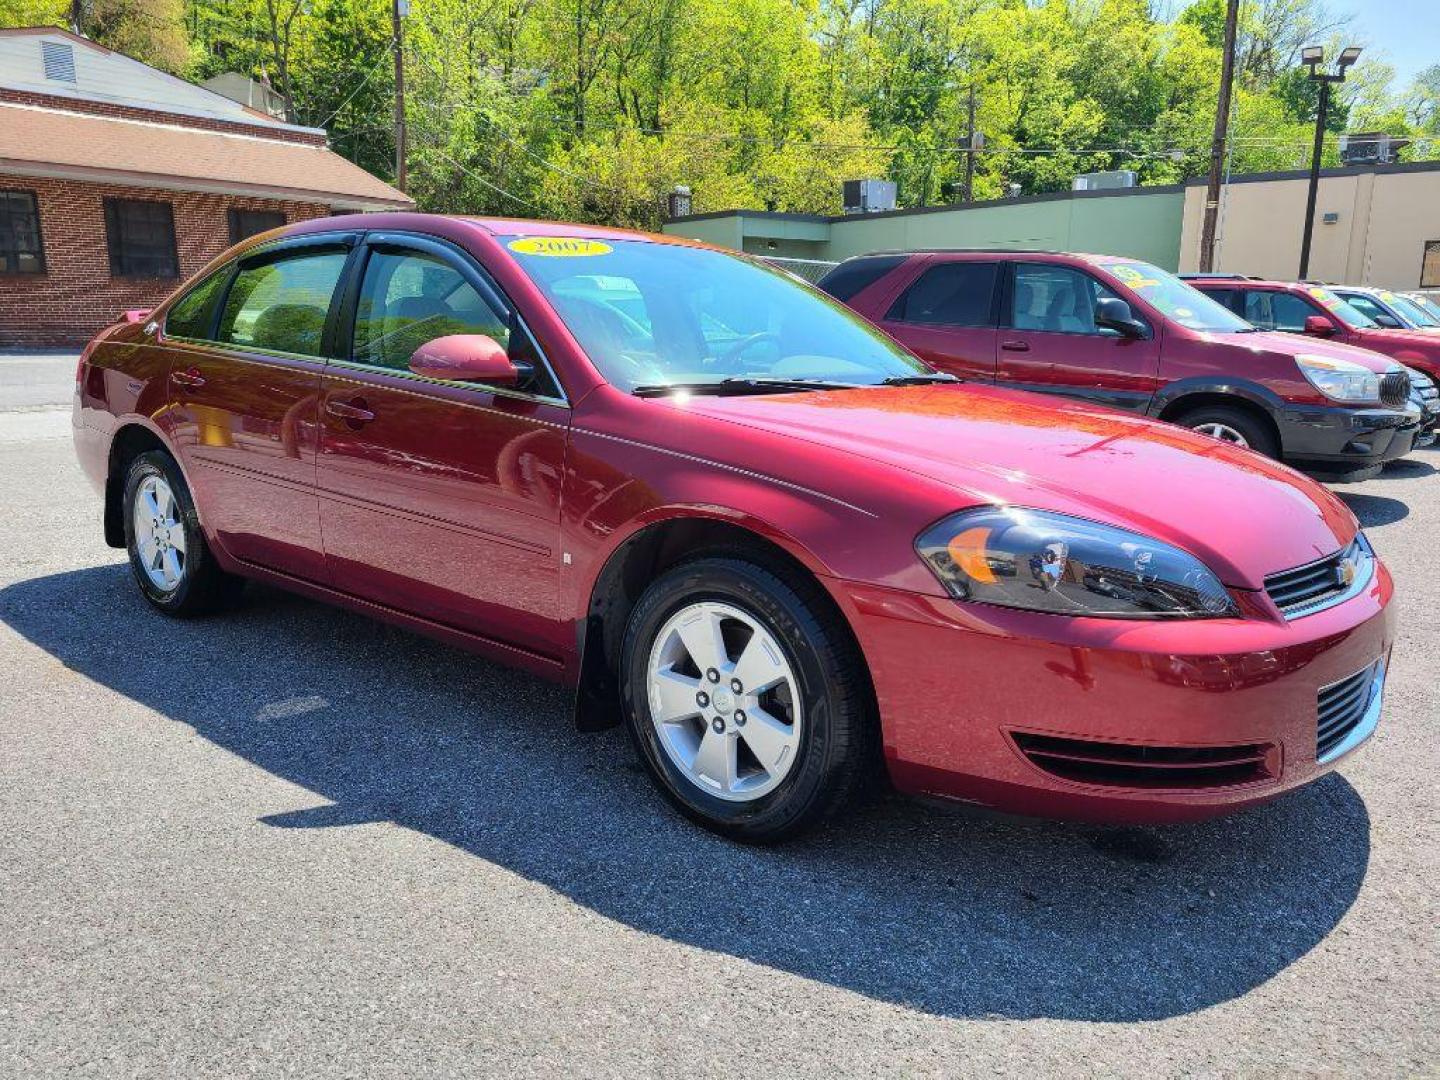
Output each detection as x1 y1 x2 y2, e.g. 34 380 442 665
73 215 1392 841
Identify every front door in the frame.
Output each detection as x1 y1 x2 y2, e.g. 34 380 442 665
164 238 353 582
875 257 1000 380
997 262 1161 412
316 236 572 658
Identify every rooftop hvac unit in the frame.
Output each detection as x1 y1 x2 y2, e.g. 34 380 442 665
842 179 897 214
1338 132 1409 166
1072 170 1137 191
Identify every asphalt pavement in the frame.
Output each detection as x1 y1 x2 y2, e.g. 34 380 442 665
0 352 1435 1076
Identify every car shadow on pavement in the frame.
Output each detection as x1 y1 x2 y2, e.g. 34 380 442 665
0 565 1371 1024
1334 491 1410 526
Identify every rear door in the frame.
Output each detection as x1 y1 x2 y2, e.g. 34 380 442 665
163 234 355 582
874 257 1001 380
996 261 1161 411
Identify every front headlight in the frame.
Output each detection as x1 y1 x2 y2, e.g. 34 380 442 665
916 507 1238 619
1295 354 1382 403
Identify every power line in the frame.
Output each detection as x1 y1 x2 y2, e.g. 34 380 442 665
428 146 540 210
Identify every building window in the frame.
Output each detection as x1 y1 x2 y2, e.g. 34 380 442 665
0 190 45 274
104 198 179 278
228 209 286 245
1422 241 1440 289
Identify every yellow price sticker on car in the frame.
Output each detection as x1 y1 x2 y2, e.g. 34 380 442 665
508 237 613 257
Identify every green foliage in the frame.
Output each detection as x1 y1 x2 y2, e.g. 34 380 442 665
1 0 1431 225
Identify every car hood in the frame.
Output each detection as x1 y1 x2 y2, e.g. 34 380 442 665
680 384 1357 589
1361 327 1440 353
1243 330 1401 372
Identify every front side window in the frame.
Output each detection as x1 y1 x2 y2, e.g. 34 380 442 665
1339 293 1393 325
503 238 928 391
0 190 44 274
216 249 347 356
164 268 230 339
887 262 998 327
1246 290 1325 333
229 209 286 245
352 249 511 372
1010 264 1133 335
104 198 178 278
1302 285 1378 328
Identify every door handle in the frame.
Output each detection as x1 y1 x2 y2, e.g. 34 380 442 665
325 397 376 426
1000 340 1031 352
170 367 206 388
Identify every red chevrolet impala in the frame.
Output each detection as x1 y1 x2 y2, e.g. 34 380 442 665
72 215 1392 841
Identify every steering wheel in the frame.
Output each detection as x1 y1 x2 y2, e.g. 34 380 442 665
716 331 782 365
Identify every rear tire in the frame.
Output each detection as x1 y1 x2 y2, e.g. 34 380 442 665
620 556 873 843
122 450 243 616
1175 404 1279 458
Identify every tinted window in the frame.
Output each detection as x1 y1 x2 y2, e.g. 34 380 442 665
1244 290 1319 333
818 254 907 302
886 262 997 326
1011 264 1131 335
229 209 286 245
353 250 511 372
164 268 230 339
217 250 347 356
104 198 178 278
506 239 928 391
0 190 44 274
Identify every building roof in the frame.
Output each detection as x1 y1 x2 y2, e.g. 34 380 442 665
0 101 411 210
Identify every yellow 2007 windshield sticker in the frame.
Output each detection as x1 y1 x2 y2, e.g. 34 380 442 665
508 237 612 257
1110 264 1161 289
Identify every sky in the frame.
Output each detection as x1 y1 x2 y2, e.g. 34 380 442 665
1347 0 1440 86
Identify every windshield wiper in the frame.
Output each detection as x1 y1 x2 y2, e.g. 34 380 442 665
881 372 961 386
632 377 862 397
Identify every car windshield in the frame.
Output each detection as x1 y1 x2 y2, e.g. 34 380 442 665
1385 292 1440 328
1407 293 1440 322
502 237 931 392
1086 259 1254 333
1303 285 1379 328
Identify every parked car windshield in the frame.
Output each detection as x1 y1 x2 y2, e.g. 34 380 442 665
1085 258 1254 333
1386 292 1440 328
502 237 931 391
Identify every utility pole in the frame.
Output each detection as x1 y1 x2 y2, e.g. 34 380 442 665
962 85 977 203
1297 45 1361 279
1198 0 1239 272
391 0 408 194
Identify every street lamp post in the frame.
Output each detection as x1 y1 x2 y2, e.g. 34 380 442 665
1297 44 1361 280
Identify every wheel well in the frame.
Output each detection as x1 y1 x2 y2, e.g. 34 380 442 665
574 518 865 732
103 425 167 548
1160 393 1279 445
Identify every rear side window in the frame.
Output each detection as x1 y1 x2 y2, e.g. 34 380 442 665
353 249 511 371
217 249 347 356
164 268 230 339
887 262 998 327
818 255 907 302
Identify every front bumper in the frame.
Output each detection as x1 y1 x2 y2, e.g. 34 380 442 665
838 563 1394 824
1278 401 1420 473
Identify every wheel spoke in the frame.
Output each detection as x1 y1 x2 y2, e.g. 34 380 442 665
740 707 796 774
142 487 162 520
691 729 737 791
651 667 702 725
674 606 728 673
138 537 159 567
732 632 788 695
168 525 187 555
162 548 183 586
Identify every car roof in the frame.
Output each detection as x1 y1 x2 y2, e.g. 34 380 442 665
283 211 708 248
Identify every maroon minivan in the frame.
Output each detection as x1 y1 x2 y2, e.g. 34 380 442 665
822 251 1420 478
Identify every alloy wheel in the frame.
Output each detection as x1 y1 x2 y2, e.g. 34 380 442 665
132 474 186 591
1192 422 1250 447
646 600 802 802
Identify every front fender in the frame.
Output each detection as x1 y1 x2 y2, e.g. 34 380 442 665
1147 376 1287 420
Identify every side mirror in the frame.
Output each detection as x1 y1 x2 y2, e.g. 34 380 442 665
409 333 521 386
1095 297 1150 339
1373 313 1402 329
1303 315 1335 337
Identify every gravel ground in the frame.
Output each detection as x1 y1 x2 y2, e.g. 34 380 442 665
0 353 1435 1077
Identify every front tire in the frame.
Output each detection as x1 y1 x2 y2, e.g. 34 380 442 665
620 556 873 843
122 450 243 616
1175 404 1279 458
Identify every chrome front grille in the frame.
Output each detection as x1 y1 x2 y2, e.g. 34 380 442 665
1317 662 1383 761
1380 371 1409 408
1264 536 1372 618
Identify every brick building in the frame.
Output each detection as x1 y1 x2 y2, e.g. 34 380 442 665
0 27 411 347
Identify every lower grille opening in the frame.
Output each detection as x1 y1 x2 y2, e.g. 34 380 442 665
1013 732 1277 789
1317 664 1378 760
